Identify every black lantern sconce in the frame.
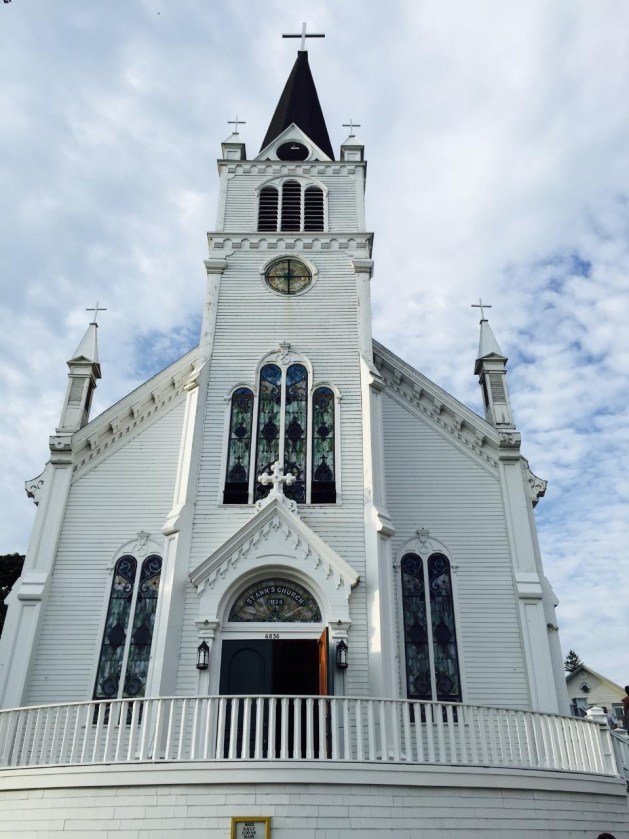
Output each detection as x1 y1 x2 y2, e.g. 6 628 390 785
196 640 210 671
335 639 349 670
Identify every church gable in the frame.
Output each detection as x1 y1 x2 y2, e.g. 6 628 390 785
69 347 200 481
374 340 499 473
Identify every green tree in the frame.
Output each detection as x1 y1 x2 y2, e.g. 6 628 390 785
0 553 25 637
564 649 583 673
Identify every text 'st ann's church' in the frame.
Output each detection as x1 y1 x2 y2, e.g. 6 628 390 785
2 30 626 839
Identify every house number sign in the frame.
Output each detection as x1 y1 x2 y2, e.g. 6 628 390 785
228 578 322 623
231 816 271 839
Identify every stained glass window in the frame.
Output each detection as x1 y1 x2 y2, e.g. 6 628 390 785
265 259 312 295
401 554 431 700
94 552 163 701
311 386 336 503
284 364 308 503
254 364 282 500
428 554 461 702
123 555 162 699
229 577 322 622
224 387 254 504
94 555 137 700
401 552 461 702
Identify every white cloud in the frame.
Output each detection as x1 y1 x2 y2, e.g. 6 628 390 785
1 0 628 685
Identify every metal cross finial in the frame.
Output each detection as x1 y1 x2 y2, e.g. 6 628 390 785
258 460 296 497
342 119 361 137
86 301 107 324
282 22 325 52
471 298 492 321
227 116 246 134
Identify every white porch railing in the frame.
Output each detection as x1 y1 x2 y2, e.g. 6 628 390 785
0 696 620 777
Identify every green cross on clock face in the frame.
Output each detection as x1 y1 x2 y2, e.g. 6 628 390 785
265 259 312 295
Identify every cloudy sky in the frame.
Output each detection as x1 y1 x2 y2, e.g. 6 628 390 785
1 1 628 686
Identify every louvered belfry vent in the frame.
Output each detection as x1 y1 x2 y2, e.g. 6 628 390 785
257 186 279 231
258 182 325 233
281 180 301 231
304 186 324 231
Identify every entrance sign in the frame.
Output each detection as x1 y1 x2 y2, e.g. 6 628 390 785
231 817 271 839
229 577 322 622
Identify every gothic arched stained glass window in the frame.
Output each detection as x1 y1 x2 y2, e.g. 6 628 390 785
401 552 461 703
284 364 308 502
428 554 461 702
94 553 163 701
311 386 336 503
224 387 254 504
401 554 431 700
94 555 137 700
254 364 282 500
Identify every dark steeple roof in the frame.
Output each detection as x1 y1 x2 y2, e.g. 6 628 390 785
261 51 334 160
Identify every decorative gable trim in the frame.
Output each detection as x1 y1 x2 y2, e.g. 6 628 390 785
256 123 332 163
373 342 499 472
70 348 201 480
190 497 359 596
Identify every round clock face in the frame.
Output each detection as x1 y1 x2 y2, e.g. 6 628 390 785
276 141 309 161
265 259 312 295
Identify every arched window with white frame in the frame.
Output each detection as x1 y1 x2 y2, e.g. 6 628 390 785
401 552 461 702
94 553 162 700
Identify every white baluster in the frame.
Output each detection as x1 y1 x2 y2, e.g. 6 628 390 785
127 700 140 762
467 707 479 765
390 702 400 762
425 704 435 764
280 698 289 760
216 698 226 759
255 698 264 760
268 698 277 760
445 705 456 764
177 699 188 761
342 699 350 760
317 698 326 760
164 699 175 760
367 700 376 761
355 699 364 762
306 698 314 760
228 699 239 760
190 698 200 761
293 698 302 759
331 699 339 760
401 701 412 763
242 698 252 760
378 700 388 762
413 703 425 764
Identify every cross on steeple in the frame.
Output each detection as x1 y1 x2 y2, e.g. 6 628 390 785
86 302 107 325
258 461 296 497
471 298 492 321
282 22 325 52
227 116 246 134
342 119 361 137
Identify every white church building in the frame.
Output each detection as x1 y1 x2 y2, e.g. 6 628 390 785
1 35 628 838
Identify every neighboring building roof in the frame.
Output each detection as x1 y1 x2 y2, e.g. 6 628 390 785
566 664 625 695
260 51 334 160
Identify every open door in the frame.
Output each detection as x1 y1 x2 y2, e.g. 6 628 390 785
317 627 329 696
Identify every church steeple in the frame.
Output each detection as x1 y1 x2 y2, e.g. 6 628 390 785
472 301 515 429
260 50 334 160
57 308 102 433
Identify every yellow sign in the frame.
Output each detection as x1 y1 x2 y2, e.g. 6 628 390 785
231 816 271 839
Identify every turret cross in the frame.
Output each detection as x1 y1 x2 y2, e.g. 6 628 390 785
282 22 325 51
86 301 107 324
342 119 361 137
227 116 246 134
471 298 492 320
258 461 296 496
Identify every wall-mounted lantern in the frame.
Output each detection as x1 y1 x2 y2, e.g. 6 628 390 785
335 639 349 670
196 640 210 670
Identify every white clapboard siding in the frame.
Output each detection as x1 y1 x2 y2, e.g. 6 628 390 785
222 167 360 232
27 400 186 706
382 392 531 709
176 245 370 697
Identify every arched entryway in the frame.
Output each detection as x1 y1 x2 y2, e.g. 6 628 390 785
219 575 329 697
